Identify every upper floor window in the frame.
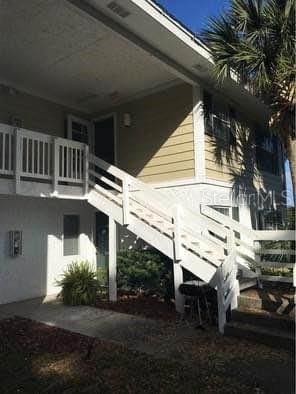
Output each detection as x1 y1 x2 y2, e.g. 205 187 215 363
255 131 279 175
204 91 236 143
71 121 89 144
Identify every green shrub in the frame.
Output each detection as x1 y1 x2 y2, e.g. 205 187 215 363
97 266 108 287
117 249 173 301
260 266 293 277
56 261 98 306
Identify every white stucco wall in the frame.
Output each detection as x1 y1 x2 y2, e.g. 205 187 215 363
0 196 96 304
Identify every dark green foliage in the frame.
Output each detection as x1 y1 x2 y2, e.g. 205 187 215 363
117 249 173 301
56 261 98 306
202 0 296 194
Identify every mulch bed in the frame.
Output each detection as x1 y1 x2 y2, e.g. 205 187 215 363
0 317 200 393
0 317 294 393
96 292 178 321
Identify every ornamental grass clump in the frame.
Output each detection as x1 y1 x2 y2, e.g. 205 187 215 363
57 261 98 306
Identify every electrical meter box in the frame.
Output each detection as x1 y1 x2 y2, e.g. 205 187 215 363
9 231 22 257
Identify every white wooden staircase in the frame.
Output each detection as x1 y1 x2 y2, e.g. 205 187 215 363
88 154 230 284
87 153 244 332
0 124 294 334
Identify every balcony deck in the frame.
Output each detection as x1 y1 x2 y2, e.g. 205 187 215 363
0 123 88 199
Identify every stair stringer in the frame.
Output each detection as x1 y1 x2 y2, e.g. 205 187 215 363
88 190 218 283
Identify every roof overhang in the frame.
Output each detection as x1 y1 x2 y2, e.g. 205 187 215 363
1 0 268 119
70 0 268 119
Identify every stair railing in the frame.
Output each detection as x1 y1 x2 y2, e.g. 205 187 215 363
88 154 230 264
201 205 295 285
216 230 240 333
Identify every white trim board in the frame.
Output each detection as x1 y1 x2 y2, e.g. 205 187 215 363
150 177 233 190
192 84 206 182
130 0 212 62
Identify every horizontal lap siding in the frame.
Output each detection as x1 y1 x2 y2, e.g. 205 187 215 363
0 88 86 137
116 84 194 183
205 136 283 189
205 135 242 182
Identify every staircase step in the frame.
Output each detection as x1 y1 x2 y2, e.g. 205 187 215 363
238 293 295 315
231 308 295 332
239 278 257 291
225 321 294 351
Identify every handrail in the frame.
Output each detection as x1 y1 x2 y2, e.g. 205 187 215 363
254 230 295 241
89 154 228 245
89 154 173 215
201 205 257 241
89 154 228 261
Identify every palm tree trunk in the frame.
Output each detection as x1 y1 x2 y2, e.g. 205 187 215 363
285 135 296 204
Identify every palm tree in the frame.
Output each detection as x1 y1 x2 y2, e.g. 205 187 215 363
202 0 295 198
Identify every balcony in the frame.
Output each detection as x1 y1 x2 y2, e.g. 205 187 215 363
0 123 88 199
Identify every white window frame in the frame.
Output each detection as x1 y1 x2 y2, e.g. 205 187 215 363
63 214 80 257
67 114 94 152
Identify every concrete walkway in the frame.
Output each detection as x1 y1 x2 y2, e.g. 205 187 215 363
0 296 293 393
0 296 195 356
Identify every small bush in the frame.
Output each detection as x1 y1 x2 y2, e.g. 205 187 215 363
260 266 293 277
56 261 98 306
117 249 173 301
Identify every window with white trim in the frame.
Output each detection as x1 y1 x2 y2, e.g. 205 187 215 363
255 130 279 175
204 91 236 143
63 215 80 256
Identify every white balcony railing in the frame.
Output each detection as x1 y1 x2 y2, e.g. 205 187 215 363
0 124 88 194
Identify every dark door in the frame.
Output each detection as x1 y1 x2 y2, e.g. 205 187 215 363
94 117 115 164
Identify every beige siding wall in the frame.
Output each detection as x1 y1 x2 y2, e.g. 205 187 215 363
113 83 195 183
205 134 243 182
0 87 86 137
204 93 283 191
205 136 282 193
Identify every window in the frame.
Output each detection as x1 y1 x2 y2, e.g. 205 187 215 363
63 215 80 256
71 121 88 144
255 131 279 175
211 206 240 238
204 91 236 143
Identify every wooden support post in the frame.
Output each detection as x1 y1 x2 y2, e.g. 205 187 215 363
231 278 240 310
122 175 130 225
226 229 239 310
254 240 263 289
226 228 235 255
53 138 59 194
173 204 182 261
14 128 21 194
84 144 89 195
230 264 240 311
108 217 117 302
216 266 226 334
173 260 184 314
172 205 184 313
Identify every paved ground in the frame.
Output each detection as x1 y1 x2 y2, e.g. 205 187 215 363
0 296 193 356
0 296 294 393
